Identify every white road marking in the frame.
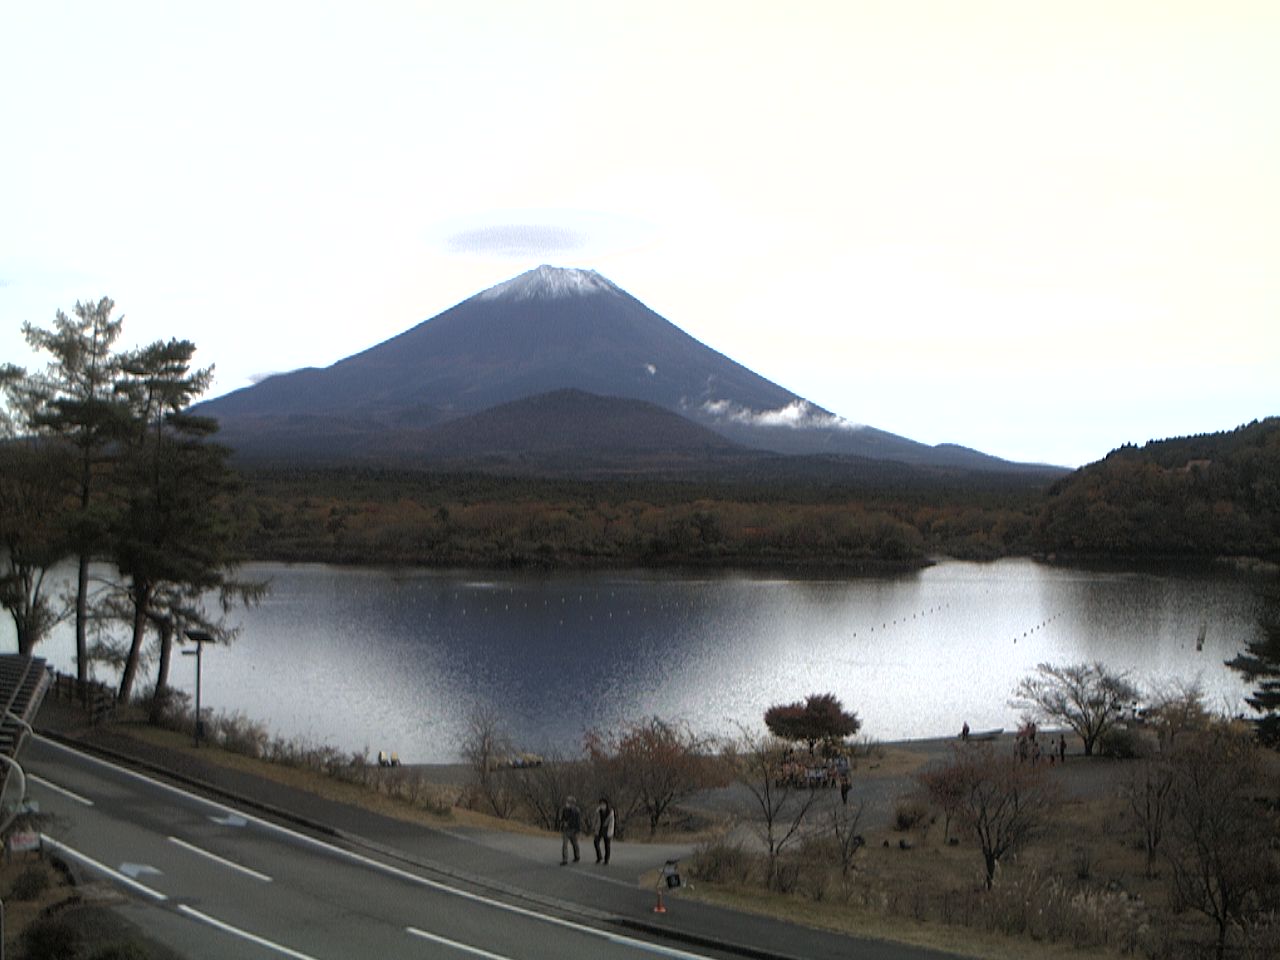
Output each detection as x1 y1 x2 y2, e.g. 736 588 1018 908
29 773 94 806
119 862 163 879
45 835 312 959
407 926 515 959
169 835 273 882
177 905 323 960
36 736 716 959
40 835 166 901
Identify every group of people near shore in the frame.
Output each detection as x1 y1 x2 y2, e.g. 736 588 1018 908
777 748 853 804
1014 721 1067 765
556 796 614 865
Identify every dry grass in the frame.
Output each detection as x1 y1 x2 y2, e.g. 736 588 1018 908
852 745 931 780
682 753 1237 960
1 857 73 954
682 883 1136 960
114 722 547 835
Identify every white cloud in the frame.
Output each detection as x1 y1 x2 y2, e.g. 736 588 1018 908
701 399 864 432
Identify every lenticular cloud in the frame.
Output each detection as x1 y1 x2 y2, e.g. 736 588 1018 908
445 224 586 258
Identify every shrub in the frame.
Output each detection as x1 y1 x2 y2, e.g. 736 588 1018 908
144 683 191 728
22 918 85 960
690 837 756 886
91 945 153 960
9 863 52 901
894 797 929 831
1098 725 1144 759
211 711 270 758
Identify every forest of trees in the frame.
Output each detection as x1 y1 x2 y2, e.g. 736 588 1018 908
207 420 1280 571
233 465 1050 570
0 299 260 703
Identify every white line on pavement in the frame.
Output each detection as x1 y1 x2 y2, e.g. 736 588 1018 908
40 834 167 902
407 926 515 959
29 773 94 806
168 835 273 882
177 904 323 960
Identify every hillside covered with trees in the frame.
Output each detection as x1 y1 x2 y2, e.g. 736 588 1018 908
1035 419 1280 561
233 421 1280 570
237 466 1052 570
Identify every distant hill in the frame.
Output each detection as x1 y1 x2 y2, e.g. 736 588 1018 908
198 265 1057 474
1037 418 1280 560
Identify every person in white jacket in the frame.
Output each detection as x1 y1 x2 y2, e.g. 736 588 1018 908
593 797 615 865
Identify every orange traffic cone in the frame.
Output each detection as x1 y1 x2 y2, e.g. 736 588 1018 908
652 888 667 914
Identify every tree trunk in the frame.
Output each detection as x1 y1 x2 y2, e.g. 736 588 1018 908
154 619 174 695
118 584 150 703
14 614 33 656
76 553 90 683
149 619 175 725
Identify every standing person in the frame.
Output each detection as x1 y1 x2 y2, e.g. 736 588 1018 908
1058 733 1066 764
839 773 851 806
558 796 581 865
593 797 615 865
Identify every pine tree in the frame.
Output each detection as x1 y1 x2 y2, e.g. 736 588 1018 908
109 339 256 704
0 366 73 653
22 299 131 680
1225 587 1280 746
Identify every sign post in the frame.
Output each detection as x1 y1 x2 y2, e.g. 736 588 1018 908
653 858 683 914
183 630 216 747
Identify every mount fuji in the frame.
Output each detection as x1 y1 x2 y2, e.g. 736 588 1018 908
198 266 1042 473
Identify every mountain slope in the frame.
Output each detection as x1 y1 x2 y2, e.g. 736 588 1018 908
200 265 1043 471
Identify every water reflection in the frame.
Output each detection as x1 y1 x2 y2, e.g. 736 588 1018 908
8 559 1264 762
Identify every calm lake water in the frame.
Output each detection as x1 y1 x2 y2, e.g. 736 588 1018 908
8 559 1268 763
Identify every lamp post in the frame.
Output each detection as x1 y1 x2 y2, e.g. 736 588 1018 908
183 629 215 748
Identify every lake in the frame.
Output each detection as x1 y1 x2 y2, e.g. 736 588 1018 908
7 559 1268 763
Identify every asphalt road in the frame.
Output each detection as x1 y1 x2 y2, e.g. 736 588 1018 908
23 728 973 960
26 736 741 960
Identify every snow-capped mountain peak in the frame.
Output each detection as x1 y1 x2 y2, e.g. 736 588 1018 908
478 264 621 302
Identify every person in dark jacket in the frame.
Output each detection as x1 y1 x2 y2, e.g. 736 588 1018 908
593 797 615 864
558 796 581 864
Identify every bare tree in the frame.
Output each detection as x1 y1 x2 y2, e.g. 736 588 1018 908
509 749 590 831
1146 677 1212 752
727 726 821 887
1126 757 1175 878
460 705 515 818
829 797 866 881
1011 661 1141 756
949 743 1055 889
584 717 721 836
917 747 971 843
1164 725 1279 960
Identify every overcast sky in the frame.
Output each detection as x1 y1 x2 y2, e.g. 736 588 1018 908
2 1 1276 467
